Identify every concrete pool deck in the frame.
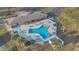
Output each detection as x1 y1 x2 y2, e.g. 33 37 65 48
10 17 64 45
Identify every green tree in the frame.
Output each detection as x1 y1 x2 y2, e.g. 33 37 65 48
57 8 79 33
50 37 63 50
11 46 18 51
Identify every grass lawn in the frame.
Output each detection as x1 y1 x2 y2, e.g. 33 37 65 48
0 25 7 36
50 37 63 50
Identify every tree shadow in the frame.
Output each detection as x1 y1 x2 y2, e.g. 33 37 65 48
0 32 11 46
58 31 79 45
56 21 79 45
47 12 56 17
74 35 79 43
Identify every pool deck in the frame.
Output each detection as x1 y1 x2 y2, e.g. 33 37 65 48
10 17 64 45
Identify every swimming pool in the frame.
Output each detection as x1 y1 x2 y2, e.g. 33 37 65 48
29 24 50 39
10 17 64 45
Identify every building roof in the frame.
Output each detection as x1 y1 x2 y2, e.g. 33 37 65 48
26 11 47 20
6 11 48 26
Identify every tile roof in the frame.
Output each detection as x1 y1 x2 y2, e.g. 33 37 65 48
6 11 48 26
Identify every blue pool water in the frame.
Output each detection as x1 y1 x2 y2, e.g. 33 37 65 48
29 25 50 39
11 19 58 45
